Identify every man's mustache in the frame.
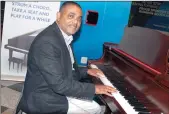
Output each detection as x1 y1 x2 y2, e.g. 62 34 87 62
68 25 77 28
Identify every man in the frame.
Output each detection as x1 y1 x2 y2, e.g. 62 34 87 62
17 1 116 114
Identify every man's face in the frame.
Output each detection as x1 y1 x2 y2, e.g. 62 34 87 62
57 4 82 36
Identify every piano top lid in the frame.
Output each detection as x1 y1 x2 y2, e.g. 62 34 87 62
112 48 162 75
7 28 44 50
118 26 169 76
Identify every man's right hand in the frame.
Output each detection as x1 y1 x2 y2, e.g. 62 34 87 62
95 85 117 97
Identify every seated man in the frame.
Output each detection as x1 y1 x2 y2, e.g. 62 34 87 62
17 1 116 114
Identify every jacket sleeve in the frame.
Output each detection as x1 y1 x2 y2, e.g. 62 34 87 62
72 63 89 81
33 41 95 100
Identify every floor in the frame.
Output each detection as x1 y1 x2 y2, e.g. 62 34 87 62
1 80 107 114
1 80 24 114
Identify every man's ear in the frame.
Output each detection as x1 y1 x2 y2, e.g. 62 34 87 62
56 12 60 21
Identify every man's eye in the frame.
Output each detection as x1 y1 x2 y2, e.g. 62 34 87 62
68 15 74 18
78 18 82 21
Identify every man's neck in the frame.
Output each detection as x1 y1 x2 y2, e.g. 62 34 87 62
56 21 71 37
56 21 73 46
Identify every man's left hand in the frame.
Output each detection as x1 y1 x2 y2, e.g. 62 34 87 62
87 68 104 78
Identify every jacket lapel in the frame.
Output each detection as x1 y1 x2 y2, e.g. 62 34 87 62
51 22 72 74
70 44 80 73
51 22 67 47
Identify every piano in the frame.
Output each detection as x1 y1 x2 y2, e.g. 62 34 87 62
4 28 44 70
88 26 169 114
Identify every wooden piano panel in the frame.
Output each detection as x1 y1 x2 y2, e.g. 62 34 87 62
119 26 169 75
88 26 169 114
113 48 169 113
88 45 169 114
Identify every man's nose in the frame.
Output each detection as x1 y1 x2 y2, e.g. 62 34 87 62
73 19 78 24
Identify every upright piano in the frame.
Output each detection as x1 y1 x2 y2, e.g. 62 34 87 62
88 26 169 114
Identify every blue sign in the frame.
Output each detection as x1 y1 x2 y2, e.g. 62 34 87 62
128 1 169 32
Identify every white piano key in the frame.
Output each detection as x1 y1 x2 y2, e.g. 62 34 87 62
90 64 99 69
99 76 116 88
90 64 138 114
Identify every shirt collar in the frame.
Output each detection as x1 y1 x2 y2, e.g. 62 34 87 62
57 23 73 46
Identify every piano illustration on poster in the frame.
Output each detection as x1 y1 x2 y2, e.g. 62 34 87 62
4 28 44 73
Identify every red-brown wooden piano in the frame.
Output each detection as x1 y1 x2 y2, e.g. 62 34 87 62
88 26 169 114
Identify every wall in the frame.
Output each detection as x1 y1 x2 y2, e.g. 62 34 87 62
63 1 132 65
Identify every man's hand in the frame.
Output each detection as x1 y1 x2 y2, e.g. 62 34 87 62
87 68 104 78
95 85 117 97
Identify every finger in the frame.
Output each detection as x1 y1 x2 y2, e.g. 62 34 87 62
96 72 105 77
97 70 104 75
106 86 117 91
108 90 117 94
90 72 98 77
104 91 113 97
99 71 104 75
106 88 117 93
100 72 104 75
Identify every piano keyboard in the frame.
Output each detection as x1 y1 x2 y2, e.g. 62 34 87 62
5 45 29 53
90 64 151 114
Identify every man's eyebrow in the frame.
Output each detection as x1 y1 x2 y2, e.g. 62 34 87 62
69 12 82 17
69 12 76 15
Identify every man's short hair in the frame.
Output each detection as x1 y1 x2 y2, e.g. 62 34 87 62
59 1 82 12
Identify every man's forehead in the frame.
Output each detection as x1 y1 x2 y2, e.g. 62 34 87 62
61 4 82 14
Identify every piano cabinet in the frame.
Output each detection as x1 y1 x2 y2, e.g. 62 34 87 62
88 26 169 114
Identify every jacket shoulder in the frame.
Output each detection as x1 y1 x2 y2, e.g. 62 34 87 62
31 24 62 48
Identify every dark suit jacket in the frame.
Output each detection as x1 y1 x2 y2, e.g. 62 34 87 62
19 22 95 114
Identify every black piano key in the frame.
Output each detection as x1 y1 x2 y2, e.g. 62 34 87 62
125 96 138 100
112 83 124 86
114 85 126 89
119 91 131 96
119 91 145 107
138 112 151 114
124 95 138 99
113 85 147 108
134 107 149 112
97 65 157 114
140 101 154 105
110 78 124 82
125 98 138 102
124 98 145 107
128 101 144 107
134 106 147 109
134 107 147 110
120 90 132 94
116 87 126 91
